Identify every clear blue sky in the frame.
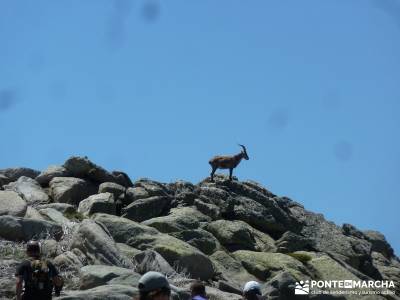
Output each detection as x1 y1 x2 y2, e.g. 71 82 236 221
1 1 399 255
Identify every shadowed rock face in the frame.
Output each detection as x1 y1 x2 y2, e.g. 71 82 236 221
0 156 398 299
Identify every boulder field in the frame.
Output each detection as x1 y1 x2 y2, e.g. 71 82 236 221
0 156 399 299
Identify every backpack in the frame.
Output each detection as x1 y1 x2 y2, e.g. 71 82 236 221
29 259 51 291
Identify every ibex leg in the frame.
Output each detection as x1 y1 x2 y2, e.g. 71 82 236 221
210 167 217 182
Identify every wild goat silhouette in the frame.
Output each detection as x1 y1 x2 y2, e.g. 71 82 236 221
208 144 249 182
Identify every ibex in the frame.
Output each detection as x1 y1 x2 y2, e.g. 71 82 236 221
209 144 249 182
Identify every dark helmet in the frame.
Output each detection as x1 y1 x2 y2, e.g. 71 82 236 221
26 240 40 254
138 271 170 293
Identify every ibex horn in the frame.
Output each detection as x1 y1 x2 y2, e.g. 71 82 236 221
238 144 247 152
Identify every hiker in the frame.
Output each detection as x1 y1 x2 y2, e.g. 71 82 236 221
243 281 264 300
15 240 64 300
136 271 171 300
190 280 208 300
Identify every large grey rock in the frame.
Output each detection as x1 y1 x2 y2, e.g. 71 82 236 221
127 233 215 281
63 156 115 183
210 250 257 286
53 249 87 271
204 286 242 300
92 214 214 280
216 280 242 296
79 265 141 290
132 178 171 197
206 220 276 252
111 171 133 188
78 192 116 216
171 191 198 207
35 165 71 186
0 167 40 181
168 180 195 195
171 229 222 255
242 179 276 198
49 177 97 205
276 231 314 253
0 173 11 187
198 180 296 236
58 284 138 300
36 203 77 215
291 206 374 270
263 271 297 300
342 223 367 239
116 243 142 260
133 249 176 275
125 186 149 205
4 176 49 205
307 255 362 282
122 196 171 222
92 213 159 243
0 191 27 217
142 206 210 233
193 198 220 220
232 195 286 235
24 206 46 220
98 182 125 199
196 186 230 219
305 255 387 300
371 251 400 296
124 178 170 205
70 219 132 268
38 208 72 225
232 250 310 281
0 216 62 241
0 259 20 299
363 230 394 258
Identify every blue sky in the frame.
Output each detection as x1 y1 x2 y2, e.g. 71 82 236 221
1 1 399 255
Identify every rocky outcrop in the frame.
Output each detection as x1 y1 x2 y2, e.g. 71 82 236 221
98 182 125 199
38 208 72 225
49 177 97 205
78 193 116 216
35 165 71 186
232 250 310 281
4 176 49 205
0 167 40 182
210 250 257 287
263 271 297 300
79 265 141 290
58 284 138 300
206 219 276 252
0 156 398 300
171 229 221 255
91 213 159 243
142 206 210 233
63 156 116 184
0 191 27 217
133 249 176 275
0 215 62 241
70 219 132 268
122 196 171 222
123 231 215 281
36 203 77 215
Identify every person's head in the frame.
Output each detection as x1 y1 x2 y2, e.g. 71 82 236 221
26 240 41 258
190 280 206 297
243 281 261 300
138 271 171 300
